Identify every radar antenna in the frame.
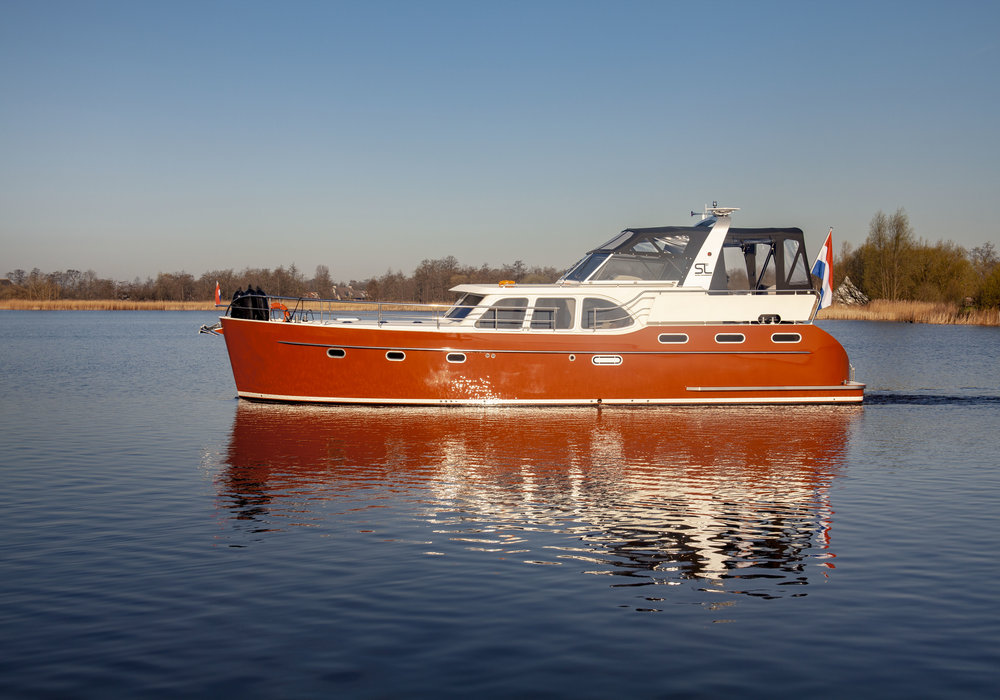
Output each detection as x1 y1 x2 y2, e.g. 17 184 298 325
691 201 740 221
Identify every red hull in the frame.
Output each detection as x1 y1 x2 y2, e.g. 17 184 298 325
220 317 864 405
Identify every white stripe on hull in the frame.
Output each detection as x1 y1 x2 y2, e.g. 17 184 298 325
237 390 864 406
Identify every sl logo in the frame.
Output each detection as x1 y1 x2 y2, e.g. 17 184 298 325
693 263 710 275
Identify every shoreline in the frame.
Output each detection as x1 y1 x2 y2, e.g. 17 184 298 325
2 298 998 326
815 299 999 326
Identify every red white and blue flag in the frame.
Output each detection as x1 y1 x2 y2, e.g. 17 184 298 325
811 228 834 309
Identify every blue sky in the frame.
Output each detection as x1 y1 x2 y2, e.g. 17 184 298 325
2 0 998 282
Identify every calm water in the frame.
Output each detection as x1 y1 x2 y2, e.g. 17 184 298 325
2 311 999 698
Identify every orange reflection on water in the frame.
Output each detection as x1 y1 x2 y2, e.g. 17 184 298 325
216 402 860 597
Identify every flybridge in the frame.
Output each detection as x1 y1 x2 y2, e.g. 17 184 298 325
559 207 813 293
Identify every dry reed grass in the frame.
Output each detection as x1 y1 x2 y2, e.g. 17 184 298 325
817 299 1000 326
0 299 220 311
0 299 445 312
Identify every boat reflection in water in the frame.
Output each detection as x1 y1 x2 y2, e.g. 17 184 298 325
216 402 860 600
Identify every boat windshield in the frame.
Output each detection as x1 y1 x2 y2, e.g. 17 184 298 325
562 253 610 282
560 228 704 283
445 293 484 319
559 225 811 289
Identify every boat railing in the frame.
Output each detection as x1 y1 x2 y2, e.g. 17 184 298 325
221 287 822 328
225 293 471 329
704 288 820 297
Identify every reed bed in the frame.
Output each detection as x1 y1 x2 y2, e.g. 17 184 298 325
817 299 1000 326
0 299 449 313
0 299 220 311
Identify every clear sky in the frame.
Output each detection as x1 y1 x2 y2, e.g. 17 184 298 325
2 0 998 283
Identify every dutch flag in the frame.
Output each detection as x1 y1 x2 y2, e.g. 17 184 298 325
811 229 834 309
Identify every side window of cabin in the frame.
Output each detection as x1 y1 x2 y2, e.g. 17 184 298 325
783 239 811 287
582 298 633 329
752 243 777 289
476 297 528 329
530 298 576 330
719 245 750 290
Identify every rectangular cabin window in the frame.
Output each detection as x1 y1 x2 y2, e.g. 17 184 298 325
476 297 528 329
530 298 576 330
582 298 633 329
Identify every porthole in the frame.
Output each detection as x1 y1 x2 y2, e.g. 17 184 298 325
658 333 689 344
592 355 623 366
446 352 466 363
715 333 746 344
771 333 802 343
386 351 406 361
326 348 346 358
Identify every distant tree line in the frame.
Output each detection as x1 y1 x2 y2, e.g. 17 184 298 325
835 209 1000 309
365 257 562 303
1 259 563 305
4 213 998 308
0 264 366 303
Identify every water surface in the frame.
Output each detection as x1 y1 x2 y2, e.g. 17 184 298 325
1 313 998 698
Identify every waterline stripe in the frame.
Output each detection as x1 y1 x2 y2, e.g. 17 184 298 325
237 391 862 405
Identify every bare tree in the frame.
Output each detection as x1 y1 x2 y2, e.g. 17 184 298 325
862 209 915 301
312 265 334 296
970 242 998 281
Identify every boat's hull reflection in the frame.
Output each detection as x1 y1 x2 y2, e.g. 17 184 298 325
218 402 860 600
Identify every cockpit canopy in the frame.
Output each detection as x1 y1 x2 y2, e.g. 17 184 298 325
560 226 814 291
